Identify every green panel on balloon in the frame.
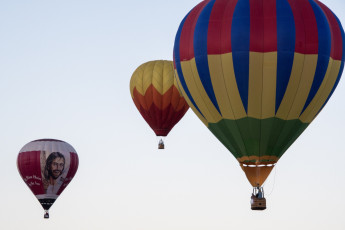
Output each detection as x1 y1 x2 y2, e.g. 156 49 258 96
208 118 309 160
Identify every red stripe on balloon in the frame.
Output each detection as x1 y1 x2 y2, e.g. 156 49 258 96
207 0 239 54
179 0 210 61
17 151 45 195
263 0 277 52
249 0 277 52
300 0 318 54
250 0 264 52
287 0 318 54
316 1 343 60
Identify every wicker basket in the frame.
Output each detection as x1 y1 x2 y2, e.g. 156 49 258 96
251 196 266 210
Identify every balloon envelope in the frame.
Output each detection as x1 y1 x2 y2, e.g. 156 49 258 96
17 139 79 217
173 0 344 187
130 60 189 137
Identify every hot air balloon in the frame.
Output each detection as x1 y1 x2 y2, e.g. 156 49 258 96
173 0 344 210
17 139 79 218
130 60 189 149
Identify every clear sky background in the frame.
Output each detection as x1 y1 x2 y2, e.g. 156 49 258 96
0 0 344 229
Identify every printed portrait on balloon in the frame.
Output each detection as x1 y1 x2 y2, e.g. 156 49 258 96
40 151 70 195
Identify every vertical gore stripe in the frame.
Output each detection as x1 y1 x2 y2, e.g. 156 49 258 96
261 0 278 156
206 0 244 119
220 0 239 54
286 0 306 53
249 0 264 52
301 0 319 54
276 0 295 113
174 11 204 116
248 0 263 118
316 1 344 60
298 0 319 54
194 0 222 114
174 72 208 125
263 0 277 52
249 0 277 52
278 0 318 119
232 0 250 113
317 61 344 117
178 1 209 61
301 0 331 114
317 15 345 116
207 0 229 54
261 52 278 118
308 0 331 57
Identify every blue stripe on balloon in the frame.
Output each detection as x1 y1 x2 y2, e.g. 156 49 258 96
194 0 222 115
316 14 345 117
276 0 295 113
231 0 250 113
300 0 332 115
174 13 205 118
316 61 344 118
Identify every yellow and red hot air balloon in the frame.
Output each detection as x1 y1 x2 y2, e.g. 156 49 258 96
130 60 189 149
17 139 79 218
173 0 344 210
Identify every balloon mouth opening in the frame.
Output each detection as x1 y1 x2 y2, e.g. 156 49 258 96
237 156 279 167
241 163 276 168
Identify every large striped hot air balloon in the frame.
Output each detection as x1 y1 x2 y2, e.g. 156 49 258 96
17 139 79 218
130 60 189 149
173 0 344 209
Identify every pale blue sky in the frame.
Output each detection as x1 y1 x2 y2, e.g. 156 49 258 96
0 0 345 229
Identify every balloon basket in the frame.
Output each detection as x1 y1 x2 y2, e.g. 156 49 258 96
44 210 49 219
158 143 164 149
250 187 266 210
250 197 266 210
158 138 165 149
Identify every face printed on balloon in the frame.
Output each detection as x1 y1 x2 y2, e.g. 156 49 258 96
43 152 66 193
50 157 65 179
